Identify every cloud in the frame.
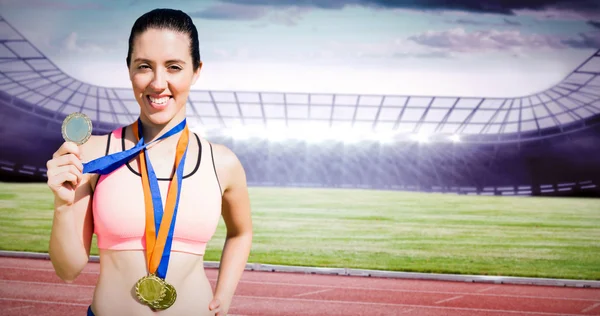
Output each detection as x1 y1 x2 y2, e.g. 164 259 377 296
218 0 599 20
189 3 267 20
0 0 104 10
408 28 600 53
267 6 310 26
445 18 522 26
588 20 600 29
392 51 451 59
449 18 489 26
320 38 453 61
190 2 308 26
514 7 599 21
503 18 522 26
220 0 354 10
561 32 600 49
60 32 118 55
204 36 453 64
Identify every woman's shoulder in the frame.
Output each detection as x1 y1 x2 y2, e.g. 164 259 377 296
205 141 246 190
208 142 237 164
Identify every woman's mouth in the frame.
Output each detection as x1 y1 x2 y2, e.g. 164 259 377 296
147 95 173 110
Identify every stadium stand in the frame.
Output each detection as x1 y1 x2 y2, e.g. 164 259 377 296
1 16 599 197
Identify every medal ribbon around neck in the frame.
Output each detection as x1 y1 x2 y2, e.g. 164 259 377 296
82 119 187 175
132 118 189 279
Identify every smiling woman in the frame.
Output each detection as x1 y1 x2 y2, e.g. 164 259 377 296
128 28 197 131
45 8 253 316
126 10 201 132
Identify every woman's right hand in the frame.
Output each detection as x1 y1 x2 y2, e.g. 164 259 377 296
46 142 84 207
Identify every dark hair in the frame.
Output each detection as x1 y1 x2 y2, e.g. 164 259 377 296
126 8 201 71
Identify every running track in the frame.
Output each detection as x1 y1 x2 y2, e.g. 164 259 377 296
1 257 599 315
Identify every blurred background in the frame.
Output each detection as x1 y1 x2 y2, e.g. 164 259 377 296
0 0 599 280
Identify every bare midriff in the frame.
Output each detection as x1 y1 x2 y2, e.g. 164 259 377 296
90 250 215 316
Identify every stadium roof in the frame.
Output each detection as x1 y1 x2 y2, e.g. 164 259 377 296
1 16 599 144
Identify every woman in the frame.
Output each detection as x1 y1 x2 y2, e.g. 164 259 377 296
46 8 252 316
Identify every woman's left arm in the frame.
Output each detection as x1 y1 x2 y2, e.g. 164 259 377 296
209 144 253 316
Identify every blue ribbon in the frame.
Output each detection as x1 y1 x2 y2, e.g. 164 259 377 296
138 121 188 279
82 119 187 175
83 118 188 279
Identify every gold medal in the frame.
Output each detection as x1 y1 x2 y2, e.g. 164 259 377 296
132 120 189 311
135 274 166 306
151 282 177 310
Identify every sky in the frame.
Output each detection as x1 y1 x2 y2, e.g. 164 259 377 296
0 0 599 97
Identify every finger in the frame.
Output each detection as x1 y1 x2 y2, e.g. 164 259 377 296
54 181 75 196
47 165 83 184
48 154 83 173
53 142 81 159
59 157 84 174
48 171 79 191
48 170 78 186
48 165 83 181
47 154 80 172
209 299 220 309
65 166 83 187
208 301 221 312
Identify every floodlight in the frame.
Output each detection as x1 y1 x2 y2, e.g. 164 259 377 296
410 133 430 143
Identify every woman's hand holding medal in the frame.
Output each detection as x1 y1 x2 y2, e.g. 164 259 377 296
46 113 92 208
46 141 84 207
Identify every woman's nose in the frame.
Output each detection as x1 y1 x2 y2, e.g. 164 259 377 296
149 69 167 91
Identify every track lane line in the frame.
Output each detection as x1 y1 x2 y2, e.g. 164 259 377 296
581 302 600 313
3 305 34 312
477 286 498 293
1 275 597 303
0 280 95 288
293 288 333 297
1 276 595 315
231 295 595 316
0 295 589 316
0 297 88 306
435 295 464 304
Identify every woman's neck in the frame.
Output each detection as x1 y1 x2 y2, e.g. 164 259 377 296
139 111 186 142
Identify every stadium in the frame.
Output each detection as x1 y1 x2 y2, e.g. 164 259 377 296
1 9 600 315
1 16 599 198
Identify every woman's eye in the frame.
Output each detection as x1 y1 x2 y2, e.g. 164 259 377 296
137 64 150 69
169 65 182 71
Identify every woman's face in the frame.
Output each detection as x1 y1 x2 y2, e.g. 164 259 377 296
128 28 200 127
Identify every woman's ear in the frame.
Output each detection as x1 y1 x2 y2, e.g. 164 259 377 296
192 61 203 85
127 58 132 81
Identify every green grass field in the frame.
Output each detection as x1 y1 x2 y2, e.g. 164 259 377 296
1 182 599 280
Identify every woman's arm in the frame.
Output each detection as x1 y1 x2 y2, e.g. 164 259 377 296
209 144 253 315
47 136 103 282
48 174 94 282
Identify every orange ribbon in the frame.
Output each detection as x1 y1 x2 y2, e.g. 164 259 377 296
132 120 189 275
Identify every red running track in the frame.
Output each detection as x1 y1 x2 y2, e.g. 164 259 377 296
0 257 599 316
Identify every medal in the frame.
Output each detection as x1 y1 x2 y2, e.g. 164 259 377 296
134 274 177 310
152 282 177 310
132 118 190 310
61 112 92 145
135 274 166 305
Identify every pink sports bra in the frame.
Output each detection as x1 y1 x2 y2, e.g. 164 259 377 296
92 127 222 255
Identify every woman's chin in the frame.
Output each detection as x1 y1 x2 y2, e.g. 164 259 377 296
142 108 186 126
137 110 166 124
146 113 174 125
